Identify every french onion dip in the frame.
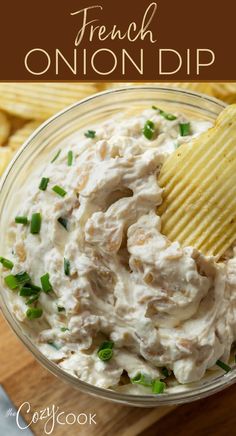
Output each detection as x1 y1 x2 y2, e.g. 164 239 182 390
2 106 235 395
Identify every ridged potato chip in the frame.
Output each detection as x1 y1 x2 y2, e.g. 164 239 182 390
158 104 236 259
209 83 236 104
0 147 13 175
8 121 41 152
0 83 97 120
0 111 10 146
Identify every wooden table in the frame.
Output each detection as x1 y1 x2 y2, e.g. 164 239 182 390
1 312 236 436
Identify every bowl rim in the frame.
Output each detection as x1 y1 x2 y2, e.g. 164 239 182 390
0 85 232 407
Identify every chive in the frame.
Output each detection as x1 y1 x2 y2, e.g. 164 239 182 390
52 185 67 197
98 341 114 352
57 217 68 230
143 120 155 140
51 149 61 163
67 151 73 166
40 273 53 293
152 380 166 394
64 258 70 276
26 295 39 305
98 348 113 361
15 216 29 225
179 122 191 136
161 367 170 378
85 130 96 139
30 213 41 234
14 271 31 285
19 286 40 297
130 373 153 387
0 257 14 270
4 275 19 290
61 327 69 332
24 283 41 292
39 177 49 191
57 306 65 312
152 106 177 121
26 307 43 320
216 359 231 373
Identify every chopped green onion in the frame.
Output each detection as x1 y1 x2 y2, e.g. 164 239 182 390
67 151 73 166
61 327 69 332
0 257 14 270
30 213 41 234
15 216 29 225
51 149 61 163
39 177 49 191
216 359 231 373
179 122 191 137
14 271 31 285
26 295 39 305
97 341 114 362
52 185 67 197
57 306 65 312
26 307 43 320
64 258 70 276
57 217 68 230
152 106 177 121
19 286 40 297
143 120 155 140
161 367 170 378
85 130 96 139
40 273 53 293
152 379 166 394
4 274 19 290
98 349 113 361
131 372 153 387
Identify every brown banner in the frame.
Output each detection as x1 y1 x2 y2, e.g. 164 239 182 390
0 0 235 81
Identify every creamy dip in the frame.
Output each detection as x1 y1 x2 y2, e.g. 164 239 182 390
2 106 235 395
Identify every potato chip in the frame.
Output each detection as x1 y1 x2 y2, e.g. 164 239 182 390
158 104 236 259
0 147 13 176
209 83 236 104
8 121 41 152
0 111 10 146
0 83 97 120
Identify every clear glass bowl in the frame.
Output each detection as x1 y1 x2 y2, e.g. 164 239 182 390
0 86 233 407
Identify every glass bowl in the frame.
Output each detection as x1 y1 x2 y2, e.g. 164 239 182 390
0 86 233 407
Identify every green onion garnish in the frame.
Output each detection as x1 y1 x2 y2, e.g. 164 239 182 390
0 257 13 270
39 177 49 191
67 151 73 166
143 120 155 140
179 122 191 136
97 341 114 362
48 341 61 350
26 295 39 305
161 367 170 378
85 130 96 139
216 359 231 373
52 185 67 197
14 271 31 285
15 216 29 225
30 213 42 234
64 258 70 276
26 307 43 320
61 327 69 332
19 286 40 297
152 379 166 394
51 149 61 163
130 372 153 387
152 106 177 121
57 217 68 230
40 273 53 293
57 306 65 312
4 275 19 290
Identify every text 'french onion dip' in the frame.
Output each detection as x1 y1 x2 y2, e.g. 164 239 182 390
2 106 235 395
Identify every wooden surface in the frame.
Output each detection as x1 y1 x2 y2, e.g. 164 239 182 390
1 312 236 436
